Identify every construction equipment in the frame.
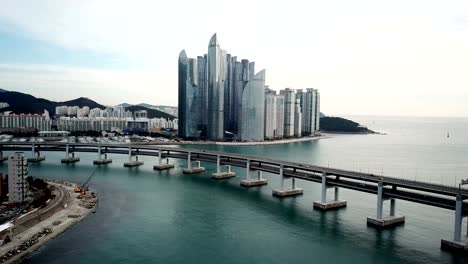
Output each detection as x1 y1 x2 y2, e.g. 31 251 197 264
75 167 98 198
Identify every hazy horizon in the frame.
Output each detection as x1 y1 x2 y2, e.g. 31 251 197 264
0 0 467 117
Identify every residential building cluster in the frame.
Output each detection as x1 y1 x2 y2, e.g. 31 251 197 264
178 34 320 141
0 113 52 131
55 108 178 133
0 106 178 133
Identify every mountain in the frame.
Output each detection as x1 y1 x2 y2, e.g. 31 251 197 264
0 88 8 93
125 105 175 120
116 103 132 108
0 91 105 115
0 91 177 120
137 103 159 109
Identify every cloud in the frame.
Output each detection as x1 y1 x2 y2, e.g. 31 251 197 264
0 63 176 106
0 0 467 116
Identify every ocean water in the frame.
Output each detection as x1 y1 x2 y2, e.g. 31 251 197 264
2 116 467 263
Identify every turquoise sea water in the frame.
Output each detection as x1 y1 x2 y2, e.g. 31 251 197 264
3 116 467 263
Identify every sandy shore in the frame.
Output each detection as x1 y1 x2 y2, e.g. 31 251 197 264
0 182 96 264
150 134 330 146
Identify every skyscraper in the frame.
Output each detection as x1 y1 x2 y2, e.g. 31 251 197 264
207 34 226 140
264 88 284 140
294 98 302 137
280 88 296 137
302 88 320 135
239 70 266 141
179 33 267 141
197 55 208 135
178 50 199 138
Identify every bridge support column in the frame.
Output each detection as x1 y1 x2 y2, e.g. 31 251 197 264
27 144 45 162
441 194 468 251
154 149 174 170
241 159 267 187
367 182 405 228
94 146 112 165
273 165 303 197
183 152 205 174
212 155 236 179
0 151 7 162
313 172 347 210
61 144 80 163
124 147 144 167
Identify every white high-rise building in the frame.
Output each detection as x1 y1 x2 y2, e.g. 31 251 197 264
0 114 52 131
294 98 302 137
8 152 29 204
264 89 284 140
67 106 79 116
302 88 320 135
280 88 296 137
55 106 68 116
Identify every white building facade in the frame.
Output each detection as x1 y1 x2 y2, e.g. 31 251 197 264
8 152 29 204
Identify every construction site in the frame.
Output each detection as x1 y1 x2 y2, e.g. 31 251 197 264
0 166 98 264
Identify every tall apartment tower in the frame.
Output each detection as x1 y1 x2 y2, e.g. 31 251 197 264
8 152 29 204
280 88 296 137
302 88 320 135
265 88 285 139
207 34 226 140
178 50 199 138
197 55 208 135
239 70 266 141
179 33 266 141
294 98 302 137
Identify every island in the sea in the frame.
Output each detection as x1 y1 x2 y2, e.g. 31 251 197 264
319 116 376 134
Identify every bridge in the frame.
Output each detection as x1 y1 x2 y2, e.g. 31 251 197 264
0 142 467 251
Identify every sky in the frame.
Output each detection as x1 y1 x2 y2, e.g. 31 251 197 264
0 0 467 117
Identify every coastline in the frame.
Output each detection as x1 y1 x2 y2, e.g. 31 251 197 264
150 135 330 146
0 182 97 264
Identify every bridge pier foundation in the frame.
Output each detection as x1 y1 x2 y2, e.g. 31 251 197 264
183 152 205 174
273 165 303 197
124 147 144 167
313 172 347 210
61 144 80 163
212 155 236 179
367 182 405 228
241 160 267 187
27 145 45 162
94 146 112 165
441 195 468 251
154 149 174 170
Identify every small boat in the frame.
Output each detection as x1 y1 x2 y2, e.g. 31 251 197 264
447 132 450 138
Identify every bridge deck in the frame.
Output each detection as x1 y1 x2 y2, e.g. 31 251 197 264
1 142 467 213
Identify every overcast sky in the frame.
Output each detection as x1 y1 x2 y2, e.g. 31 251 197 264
0 0 467 117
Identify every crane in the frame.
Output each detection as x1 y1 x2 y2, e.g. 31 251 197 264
74 167 98 197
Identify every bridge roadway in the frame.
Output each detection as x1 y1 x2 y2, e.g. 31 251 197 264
1 142 467 214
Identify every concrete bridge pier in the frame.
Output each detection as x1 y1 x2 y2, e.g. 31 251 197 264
94 146 112 165
211 155 236 179
240 160 268 187
441 194 468 251
0 151 7 162
27 144 45 162
313 172 347 210
154 149 174 170
124 147 144 167
61 144 80 163
183 152 205 174
367 182 405 228
273 165 303 197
